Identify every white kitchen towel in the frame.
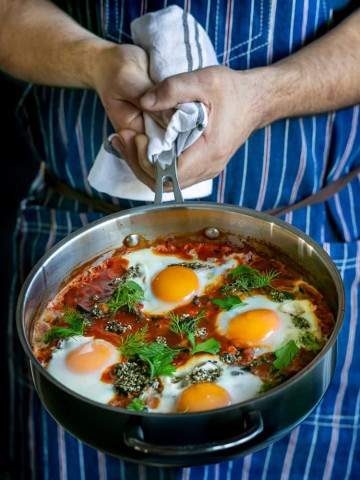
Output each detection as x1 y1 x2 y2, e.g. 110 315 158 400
88 5 218 201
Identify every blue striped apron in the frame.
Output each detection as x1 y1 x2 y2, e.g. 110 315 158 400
4 1 360 479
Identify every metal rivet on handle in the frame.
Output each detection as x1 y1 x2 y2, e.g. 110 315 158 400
204 227 220 239
123 234 140 247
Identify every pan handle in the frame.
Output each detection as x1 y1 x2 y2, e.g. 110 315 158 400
123 411 263 456
153 152 184 205
103 136 184 205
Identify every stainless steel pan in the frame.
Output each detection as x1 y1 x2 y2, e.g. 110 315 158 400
17 199 344 466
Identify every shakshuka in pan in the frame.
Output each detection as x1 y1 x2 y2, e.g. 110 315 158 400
31 231 334 413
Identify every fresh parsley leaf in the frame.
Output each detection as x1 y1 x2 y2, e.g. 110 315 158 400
126 398 146 412
223 265 278 294
269 289 294 303
273 340 299 369
299 332 322 351
108 280 144 313
138 342 179 377
212 296 246 311
291 315 310 329
191 338 220 355
43 310 85 343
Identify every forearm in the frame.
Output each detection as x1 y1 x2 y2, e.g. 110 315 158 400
246 9 360 127
0 0 115 88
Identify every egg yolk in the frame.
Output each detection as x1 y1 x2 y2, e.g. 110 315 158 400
151 265 199 302
176 383 231 412
66 340 115 374
227 309 280 347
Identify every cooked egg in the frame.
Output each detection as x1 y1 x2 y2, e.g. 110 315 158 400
176 383 231 412
149 354 263 413
151 265 199 302
227 309 280 347
47 336 119 403
123 249 237 314
216 295 321 352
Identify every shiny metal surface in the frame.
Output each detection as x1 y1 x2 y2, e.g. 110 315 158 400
17 203 345 465
123 233 141 247
203 226 221 239
153 152 183 205
104 134 184 205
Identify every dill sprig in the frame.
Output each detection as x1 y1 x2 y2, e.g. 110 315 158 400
119 326 179 377
120 326 148 357
169 312 204 337
107 280 144 314
222 265 279 294
169 312 220 355
43 310 85 343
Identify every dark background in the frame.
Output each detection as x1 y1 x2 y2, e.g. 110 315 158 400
0 74 36 307
0 73 37 476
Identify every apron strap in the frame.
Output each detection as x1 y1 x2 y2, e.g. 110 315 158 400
44 168 121 214
44 164 360 216
266 164 360 217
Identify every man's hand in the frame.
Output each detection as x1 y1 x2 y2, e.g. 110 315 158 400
91 43 156 188
138 10 360 189
139 66 267 188
91 42 173 190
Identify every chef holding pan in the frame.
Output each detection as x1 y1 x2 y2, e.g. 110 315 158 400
0 1 359 479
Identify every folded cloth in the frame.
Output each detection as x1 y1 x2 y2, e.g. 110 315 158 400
88 5 218 201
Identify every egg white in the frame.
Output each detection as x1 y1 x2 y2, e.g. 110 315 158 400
122 249 237 314
216 295 321 354
47 336 120 403
148 354 262 413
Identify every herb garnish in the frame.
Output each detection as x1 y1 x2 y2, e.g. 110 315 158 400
169 312 204 338
260 382 275 393
191 338 220 354
43 310 85 343
222 265 278 294
299 332 322 351
291 315 310 329
169 262 211 270
169 312 220 355
113 361 149 394
269 289 294 303
119 327 179 378
119 326 148 357
212 296 246 311
107 280 144 314
126 398 146 412
138 342 179 377
273 340 299 370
